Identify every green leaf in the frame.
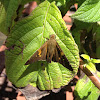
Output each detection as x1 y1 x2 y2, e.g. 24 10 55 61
91 59 100 64
72 0 100 22
77 0 86 7
86 62 96 73
57 0 66 5
20 0 36 5
5 1 79 90
96 26 100 58
81 54 90 60
81 54 96 72
72 19 93 31
0 0 22 35
74 72 100 100
50 0 66 5
72 30 80 50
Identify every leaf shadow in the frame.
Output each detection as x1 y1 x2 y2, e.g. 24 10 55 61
17 61 47 83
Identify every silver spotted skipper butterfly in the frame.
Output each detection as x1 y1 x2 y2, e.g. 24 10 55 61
25 34 73 71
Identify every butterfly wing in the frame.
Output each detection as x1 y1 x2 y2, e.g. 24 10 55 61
25 42 47 65
25 35 73 71
53 42 73 71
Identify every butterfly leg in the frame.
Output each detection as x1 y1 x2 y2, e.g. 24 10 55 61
47 51 54 63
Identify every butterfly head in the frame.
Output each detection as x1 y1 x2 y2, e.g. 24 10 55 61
50 34 56 39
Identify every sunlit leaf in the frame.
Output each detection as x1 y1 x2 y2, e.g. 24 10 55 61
74 72 100 100
81 54 90 60
5 1 79 90
72 0 100 22
91 59 100 64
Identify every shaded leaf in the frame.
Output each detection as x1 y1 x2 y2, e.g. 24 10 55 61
0 0 22 34
72 30 80 50
96 26 100 58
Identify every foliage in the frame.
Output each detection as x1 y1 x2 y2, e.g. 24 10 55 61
72 0 100 22
81 54 100 72
4 1 79 89
74 72 100 100
0 0 100 99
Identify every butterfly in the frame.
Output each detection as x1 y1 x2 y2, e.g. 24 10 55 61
25 34 73 71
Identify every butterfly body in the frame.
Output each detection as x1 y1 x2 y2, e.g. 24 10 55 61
47 35 57 62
